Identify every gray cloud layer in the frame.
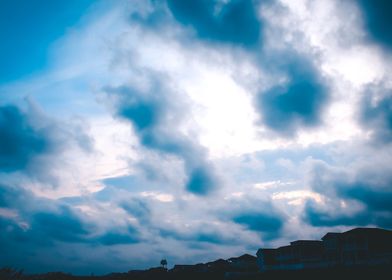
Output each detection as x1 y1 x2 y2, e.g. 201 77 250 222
255 51 329 136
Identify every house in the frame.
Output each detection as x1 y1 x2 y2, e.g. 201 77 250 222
257 241 325 270
340 227 392 266
205 258 231 272
275 245 295 269
145 266 168 274
227 254 258 272
256 227 392 272
171 264 206 273
290 240 324 268
269 241 323 270
256 248 278 271
322 232 343 266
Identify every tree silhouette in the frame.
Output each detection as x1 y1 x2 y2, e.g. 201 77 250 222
160 259 167 269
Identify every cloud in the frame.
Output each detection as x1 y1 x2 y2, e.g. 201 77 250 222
186 165 218 195
232 211 283 236
0 181 146 264
360 86 392 143
255 51 329 137
219 195 285 240
0 182 28 209
30 207 90 243
167 0 261 47
0 184 90 244
0 104 52 172
120 198 151 223
304 200 372 227
356 0 392 50
96 227 140 245
156 220 244 247
103 79 219 195
0 100 93 190
303 157 392 228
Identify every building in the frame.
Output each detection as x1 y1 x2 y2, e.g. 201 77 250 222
171 264 206 273
205 258 231 272
257 240 324 271
290 240 324 268
322 232 342 267
256 248 277 271
227 254 258 272
340 228 392 266
256 227 392 271
276 241 324 270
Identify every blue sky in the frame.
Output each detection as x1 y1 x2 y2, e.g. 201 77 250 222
1 0 392 275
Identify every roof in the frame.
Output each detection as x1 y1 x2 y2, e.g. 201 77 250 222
343 227 392 236
256 248 276 256
322 228 392 240
290 240 323 246
257 249 277 257
173 265 195 268
206 259 229 266
228 254 256 262
277 245 292 251
321 232 341 240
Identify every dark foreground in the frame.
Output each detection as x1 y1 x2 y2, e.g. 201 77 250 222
2 266 392 280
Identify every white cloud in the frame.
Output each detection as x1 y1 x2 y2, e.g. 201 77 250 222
140 191 175 202
272 190 323 205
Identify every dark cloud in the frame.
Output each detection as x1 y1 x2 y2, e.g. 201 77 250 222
195 232 226 244
256 52 329 136
304 201 373 227
167 0 261 47
304 199 392 229
120 198 151 223
304 159 392 228
0 101 93 189
117 88 162 133
186 165 217 195
0 183 46 215
96 227 140 245
0 183 23 208
232 211 283 240
31 207 90 243
220 197 285 240
157 224 238 246
104 81 219 195
232 212 283 233
0 184 91 244
0 105 51 172
360 89 392 143
0 99 94 253
357 0 392 50
341 182 392 212
0 182 144 272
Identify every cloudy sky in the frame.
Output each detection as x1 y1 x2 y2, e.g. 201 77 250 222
1 0 392 275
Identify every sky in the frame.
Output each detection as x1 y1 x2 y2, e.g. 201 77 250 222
1 0 392 275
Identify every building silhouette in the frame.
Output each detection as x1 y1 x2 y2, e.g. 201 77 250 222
256 227 392 271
